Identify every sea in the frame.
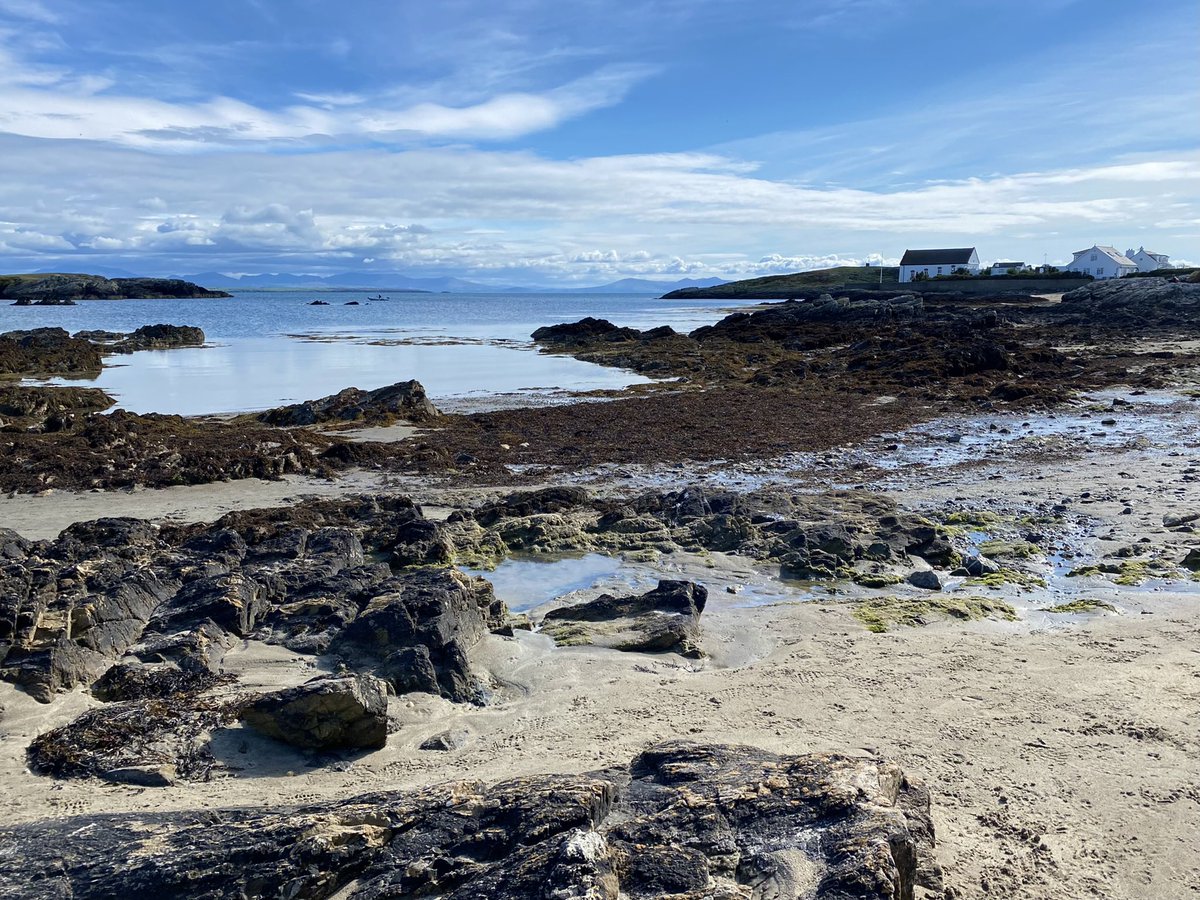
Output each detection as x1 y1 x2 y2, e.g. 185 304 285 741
0 290 755 416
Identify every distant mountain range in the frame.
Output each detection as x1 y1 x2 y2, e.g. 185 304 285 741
171 271 728 294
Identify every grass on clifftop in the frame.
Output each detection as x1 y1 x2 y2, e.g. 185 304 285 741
662 266 900 299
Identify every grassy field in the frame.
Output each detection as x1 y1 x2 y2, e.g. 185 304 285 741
663 266 900 299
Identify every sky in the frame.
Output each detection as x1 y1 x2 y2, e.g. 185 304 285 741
0 0 1196 285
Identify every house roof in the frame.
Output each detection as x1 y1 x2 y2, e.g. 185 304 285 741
1073 245 1137 267
899 248 977 266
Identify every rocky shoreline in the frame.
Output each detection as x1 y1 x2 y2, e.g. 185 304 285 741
1 274 230 304
1 276 1199 898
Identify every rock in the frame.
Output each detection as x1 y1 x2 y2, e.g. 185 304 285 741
0 385 114 430
531 317 640 344
1059 277 1200 328
331 569 505 703
963 554 1002 577
101 764 177 787
239 673 389 751
27 695 233 781
257 379 440 427
0 741 940 899
0 274 228 303
1182 548 1200 572
0 327 104 376
540 580 707 657
419 727 469 751
474 486 592 525
908 570 942 590
1163 512 1200 528
107 324 206 353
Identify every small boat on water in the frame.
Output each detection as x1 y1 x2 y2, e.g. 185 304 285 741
367 294 390 301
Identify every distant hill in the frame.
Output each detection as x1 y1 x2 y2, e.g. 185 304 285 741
187 271 492 292
184 272 728 294
661 266 899 299
563 277 726 294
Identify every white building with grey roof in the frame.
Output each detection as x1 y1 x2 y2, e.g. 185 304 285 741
1125 247 1171 272
898 248 980 283
1063 245 1137 280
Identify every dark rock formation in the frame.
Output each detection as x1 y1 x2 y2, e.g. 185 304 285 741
332 568 505 703
0 327 103 375
106 324 206 353
257 379 441 427
239 673 388 750
1058 276 1200 328
0 741 940 899
541 580 707 657
0 409 363 493
0 384 114 431
26 694 234 782
0 273 229 302
531 316 639 345
1 502 506 709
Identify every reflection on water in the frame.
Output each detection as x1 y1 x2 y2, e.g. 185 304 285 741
42 339 649 416
459 553 637 613
5 290 761 416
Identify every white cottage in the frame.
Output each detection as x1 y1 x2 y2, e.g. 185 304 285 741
898 248 980 283
1125 247 1170 272
990 261 1029 276
1063 245 1137 280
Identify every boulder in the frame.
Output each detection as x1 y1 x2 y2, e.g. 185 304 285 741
540 580 706 657
0 741 941 899
331 569 505 703
257 380 440 427
239 673 388 751
908 570 942 591
531 317 640 344
963 554 1002 577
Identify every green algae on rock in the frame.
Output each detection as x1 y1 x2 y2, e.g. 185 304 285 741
851 594 1017 633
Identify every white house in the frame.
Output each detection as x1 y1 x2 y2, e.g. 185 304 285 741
1125 247 1170 272
990 261 1029 276
898 248 980 283
1063 245 1137 280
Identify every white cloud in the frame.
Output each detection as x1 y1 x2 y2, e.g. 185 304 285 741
0 59 650 149
0 133 1193 283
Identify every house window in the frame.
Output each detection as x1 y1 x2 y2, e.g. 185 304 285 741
1091 254 1097 261
937 267 942 275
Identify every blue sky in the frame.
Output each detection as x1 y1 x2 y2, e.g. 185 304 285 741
0 0 1196 284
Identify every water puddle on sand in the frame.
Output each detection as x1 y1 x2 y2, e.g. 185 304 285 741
459 553 648 613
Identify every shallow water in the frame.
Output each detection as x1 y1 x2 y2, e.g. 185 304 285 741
4 291 755 415
459 553 643 613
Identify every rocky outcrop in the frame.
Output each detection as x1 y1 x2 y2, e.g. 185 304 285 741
0 741 940 899
1 502 506 707
1058 276 1200 328
0 410 364 493
107 324 206 353
531 316 640 345
0 385 114 430
0 274 229 302
257 379 441 427
239 673 389 750
0 327 103 375
331 569 505 703
541 580 707 657
26 694 234 782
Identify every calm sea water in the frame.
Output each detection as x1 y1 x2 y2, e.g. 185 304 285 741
1 291 751 415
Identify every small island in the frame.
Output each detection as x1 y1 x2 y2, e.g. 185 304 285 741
1 273 231 305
